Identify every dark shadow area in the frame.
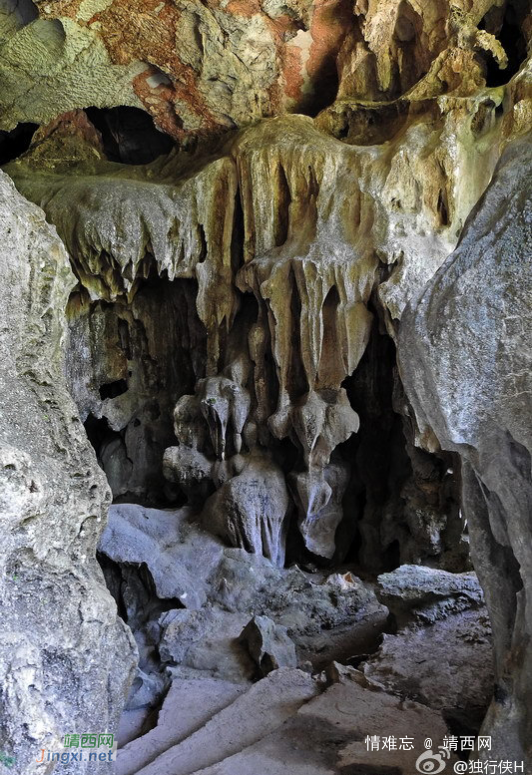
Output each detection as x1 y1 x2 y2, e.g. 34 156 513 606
85 106 175 164
0 123 38 165
99 379 128 400
337 302 464 574
480 0 528 86
69 276 206 507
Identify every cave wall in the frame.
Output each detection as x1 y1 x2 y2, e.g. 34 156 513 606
0 171 136 773
5 96 509 568
399 137 532 766
66 277 205 504
0 0 531 770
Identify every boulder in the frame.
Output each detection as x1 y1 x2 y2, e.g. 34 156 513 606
239 616 298 677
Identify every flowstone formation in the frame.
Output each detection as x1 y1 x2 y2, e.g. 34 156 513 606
0 172 136 774
0 0 531 772
6 96 509 567
399 139 532 766
4 0 530 572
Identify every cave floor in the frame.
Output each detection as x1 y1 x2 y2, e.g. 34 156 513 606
99 503 494 775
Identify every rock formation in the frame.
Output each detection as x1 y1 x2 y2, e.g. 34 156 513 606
399 138 532 766
6 93 513 565
0 171 136 773
0 0 531 772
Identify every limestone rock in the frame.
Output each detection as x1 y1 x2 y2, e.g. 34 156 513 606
239 615 298 676
377 564 485 627
116 678 247 775
0 0 355 137
164 668 453 775
0 2 531 771
158 609 255 684
399 137 532 764
6 96 519 566
133 668 322 775
0 171 136 774
363 610 494 730
363 565 494 730
290 460 351 560
201 453 289 567
98 502 386 713
100 504 225 609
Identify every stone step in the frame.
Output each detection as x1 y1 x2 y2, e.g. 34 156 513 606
187 668 453 775
134 669 321 775
115 678 247 775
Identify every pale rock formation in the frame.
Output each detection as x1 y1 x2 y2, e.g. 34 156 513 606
0 171 136 773
399 138 532 764
6 61 529 560
1 0 529 145
201 451 290 566
116 678 248 774
158 609 256 683
377 563 485 626
97 502 388 730
0 4 531 768
290 460 351 560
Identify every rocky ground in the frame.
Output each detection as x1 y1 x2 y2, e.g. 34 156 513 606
0 1 530 772
99 504 494 774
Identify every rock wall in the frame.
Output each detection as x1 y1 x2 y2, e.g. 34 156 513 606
399 138 532 766
0 172 136 773
0 0 531 769
4 0 531 572
5 98 499 567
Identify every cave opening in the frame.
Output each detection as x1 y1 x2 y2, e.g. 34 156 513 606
479 0 528 86
64 246 488 763
338 309 465 575
0 123 38 165
76 273 481 751
68 274 205 509
84 106 175 165
99 379 129 400
1 0 527 765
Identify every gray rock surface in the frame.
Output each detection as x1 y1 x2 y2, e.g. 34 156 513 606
159 609 255 683
99 504 385 647
399 137 532 764
0 171 136 774
6 105 496 572
116 678 247 775
377 563 484 627
135 669 321 775
363 565 493 728
201 453 289 567
98 503 387 729
239 616 298 677
187 668 453 775
101 503 224 610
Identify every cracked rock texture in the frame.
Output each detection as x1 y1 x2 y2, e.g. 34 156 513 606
364 565 494 732
0 171 136 773
399 138 532 764
0 0 531 771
